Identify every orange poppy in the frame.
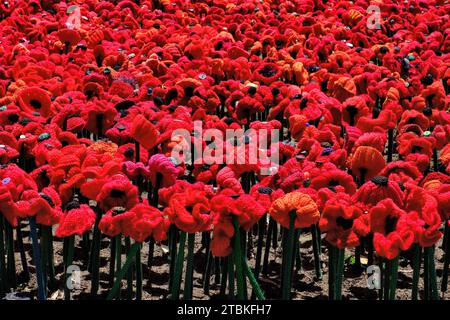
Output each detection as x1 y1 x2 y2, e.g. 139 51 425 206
269 192 320 229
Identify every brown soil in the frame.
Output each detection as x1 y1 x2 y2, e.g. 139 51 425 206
6 223 450 300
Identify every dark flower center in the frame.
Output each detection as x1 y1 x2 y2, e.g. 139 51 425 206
385 215 397 234
30 99 42 109
371 176 388 186
110 189 126 198
39 193 54 208
411 145 423 153
66 201 80 211
328 179 339 187
8 114 19 123
259 65 276 78
258 186 273 194
124 148 134 158
336 216 353 230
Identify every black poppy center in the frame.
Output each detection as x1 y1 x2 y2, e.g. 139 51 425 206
30 99 42 109
8 114 19 123
371 176 388 186
39 193 55 207
385 215 398 234
110 189 126 198
259 65 276 78
258 186 273 194
336 216 353 230
124 148 134 158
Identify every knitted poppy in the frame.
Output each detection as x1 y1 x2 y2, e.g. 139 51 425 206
370 199 414 260
164 190 212 234
16 87 53 118
353 176 404 208
55 204 96 238
403 184 442 247
99 207 134 238
122 203 170 242
310 169 357 195
130 114 159 150
350 146 386 182
319 193 369 249
82 174 139 210
269 192 320 229
148 154 183 188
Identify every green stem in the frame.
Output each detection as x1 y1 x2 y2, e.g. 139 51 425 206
442 222 450 294
63 235 75 300
168 225 178 292
171 231 186 300
0 216 7 295
90 209 103 296
29 217 46 300
135 243 142 300
242 254 265 300
125 237 133 300
388 256 399 300
5 220 16 289
228 256 235 299
281 212 296 300
183 233 195 300
232 215 245 300
426 246 439 300
335 247 345 300
107 242 140 300
424 247 430 300
311 224 322 279
328 244 336 300
412 244 421 300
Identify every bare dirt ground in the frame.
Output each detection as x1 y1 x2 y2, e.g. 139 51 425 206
7 223 450 300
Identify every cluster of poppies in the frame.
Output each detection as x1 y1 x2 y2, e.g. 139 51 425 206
0 0 449 300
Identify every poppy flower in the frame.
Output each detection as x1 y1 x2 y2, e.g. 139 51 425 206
15 87 53 118
353 176 404 208
164 190 212 233
370 199 414 260
319 193 369 248
253 63 282 85
269 192 320 229
403 184 442 247
130 114 159 150
350 146 386 182
122 203 170 242
82 174 139 210
55 204 96 238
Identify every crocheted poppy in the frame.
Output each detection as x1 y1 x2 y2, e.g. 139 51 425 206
130 114 159 150
16 87 53 118
122 203 170 242
81 174 139 210
269 192 320 229
350 146 386 181
319 193 369 249
353 176 404 208
164 190 212 234
55 204 96 238
370 199 414 260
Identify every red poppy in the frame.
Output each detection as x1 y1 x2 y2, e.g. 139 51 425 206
370 199 414 260
164 190 212 233
130 114 159 150
55 204 96 238
319 193 369 248
353 176 404 208
122 203 170 242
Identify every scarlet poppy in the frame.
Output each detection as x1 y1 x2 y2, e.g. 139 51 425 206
55 204 96 238
319 193 369 248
